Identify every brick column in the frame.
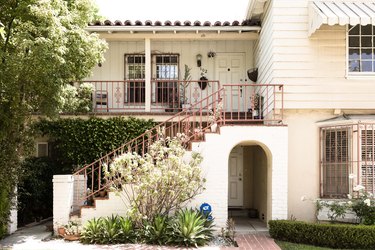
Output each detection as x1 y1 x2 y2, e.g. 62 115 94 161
53 175 74 233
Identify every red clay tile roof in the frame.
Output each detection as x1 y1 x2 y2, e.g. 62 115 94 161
89 19 260 27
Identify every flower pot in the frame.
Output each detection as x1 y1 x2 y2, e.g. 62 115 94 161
98 190 107 197
57 227 66 236
211 123 218 132
182 104 191 110
198 76 208 90
64 234 80 241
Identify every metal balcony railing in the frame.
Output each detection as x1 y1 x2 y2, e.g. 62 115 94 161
71 83 284 209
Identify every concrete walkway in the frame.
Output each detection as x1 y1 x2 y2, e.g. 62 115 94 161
0 219 280 250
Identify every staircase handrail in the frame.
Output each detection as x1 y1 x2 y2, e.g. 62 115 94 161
72 88 224 202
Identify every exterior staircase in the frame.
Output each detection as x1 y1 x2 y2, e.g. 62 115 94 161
69 84 284 221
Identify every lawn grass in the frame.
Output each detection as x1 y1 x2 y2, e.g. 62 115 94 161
276 241 344 250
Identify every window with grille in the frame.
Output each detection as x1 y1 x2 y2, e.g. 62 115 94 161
154 55 179 104
361 129 375 193
348 25 375 74
321 128 350 197
125 55 145 103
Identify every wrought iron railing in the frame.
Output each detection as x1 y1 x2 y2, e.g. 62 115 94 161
73 88 223 206
80 80 220 113
72 83 284 209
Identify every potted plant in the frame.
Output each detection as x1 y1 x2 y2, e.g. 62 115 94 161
181 64 191 109
198 67 208 90
62 221 81 241
193 127 203 140
250 93 263 118
208 101 223 132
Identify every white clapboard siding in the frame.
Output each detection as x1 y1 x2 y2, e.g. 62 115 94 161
255 0 275 84
257 0 375 110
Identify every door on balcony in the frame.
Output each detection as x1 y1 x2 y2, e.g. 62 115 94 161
153 54 179 110
125 54 145 104
216 53 246 112
228 145 244 207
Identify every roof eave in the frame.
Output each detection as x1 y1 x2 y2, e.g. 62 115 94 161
86 25 261 33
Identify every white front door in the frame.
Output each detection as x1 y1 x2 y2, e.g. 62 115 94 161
216 53 246 112
228 146 244 207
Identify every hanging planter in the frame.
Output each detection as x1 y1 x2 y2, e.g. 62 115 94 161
198 76 208 90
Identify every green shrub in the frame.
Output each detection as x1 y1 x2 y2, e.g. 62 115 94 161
17 157 66 226
169 208 214 247
80 217 103 244
80 210 214 247
142 215 170 245
81 216 135 244
0 187 10 238
33 117 155 169
269 220 375 249
118 216 135 243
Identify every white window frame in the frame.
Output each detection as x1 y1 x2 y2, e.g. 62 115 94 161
36 142 49 157
346 24 375 78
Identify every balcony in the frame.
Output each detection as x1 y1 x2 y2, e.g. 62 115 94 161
72 80 284 123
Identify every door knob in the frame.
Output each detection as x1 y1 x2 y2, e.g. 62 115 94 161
239 178 242 181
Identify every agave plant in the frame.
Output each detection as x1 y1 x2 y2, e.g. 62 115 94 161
100 215 121 244
118 216 135 243
143 215 170 245
169 208 214 247
80 217 103 244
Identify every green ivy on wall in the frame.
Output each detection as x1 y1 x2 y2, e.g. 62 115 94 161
34 117 155 170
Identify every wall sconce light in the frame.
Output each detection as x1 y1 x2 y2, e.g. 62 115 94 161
207 51 216 58
196 54 202 67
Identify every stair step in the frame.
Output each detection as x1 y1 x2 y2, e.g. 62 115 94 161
228 208 258 218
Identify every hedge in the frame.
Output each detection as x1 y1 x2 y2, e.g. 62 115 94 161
269 220 375 249
33 117 155 170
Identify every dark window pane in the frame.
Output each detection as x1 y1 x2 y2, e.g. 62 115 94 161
361 49 373 59
171 56 178 63
361 36 372 47
349 60 360 72
127 57 134 63
362 25 372 35
349 36 360 47
349 49 360 60
349 25 359 35
361 61 373 72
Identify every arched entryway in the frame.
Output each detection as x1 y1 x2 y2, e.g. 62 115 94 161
228 142 272 231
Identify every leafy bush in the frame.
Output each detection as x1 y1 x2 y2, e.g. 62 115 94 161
269 220 375 249
169 208 214 247
104 133 205 226
0 188 10 238
33 117 155 169
18 157 67 226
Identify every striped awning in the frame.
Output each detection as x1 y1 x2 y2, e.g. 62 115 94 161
309 1 375 36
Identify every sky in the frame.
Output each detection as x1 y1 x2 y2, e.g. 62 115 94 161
94 0 249 22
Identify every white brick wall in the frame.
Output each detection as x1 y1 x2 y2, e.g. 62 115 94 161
53 175 74 232
54 125 289 229
189 125 289 227
81 190 130 224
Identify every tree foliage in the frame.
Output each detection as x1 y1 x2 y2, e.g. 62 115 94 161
0 0 106 235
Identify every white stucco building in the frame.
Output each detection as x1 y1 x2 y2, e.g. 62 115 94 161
51 0 375 231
